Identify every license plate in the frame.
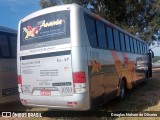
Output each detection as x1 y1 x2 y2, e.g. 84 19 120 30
40 90 51 96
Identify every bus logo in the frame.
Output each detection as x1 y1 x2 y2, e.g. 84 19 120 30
23 19 64 39
90 60 101 73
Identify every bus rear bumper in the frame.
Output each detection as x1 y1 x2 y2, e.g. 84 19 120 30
20 92 90 111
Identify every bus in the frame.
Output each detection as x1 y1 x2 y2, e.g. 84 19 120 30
0 26 18 104
17 4 153 110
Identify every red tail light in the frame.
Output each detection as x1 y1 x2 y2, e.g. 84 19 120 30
73 72 86 93
67 102 73 107
73 72 86 83
18 75 22 84
18 75 22 93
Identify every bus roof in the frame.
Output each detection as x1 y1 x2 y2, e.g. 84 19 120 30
19 3 147 44
20 4 74 23
0 26 17 34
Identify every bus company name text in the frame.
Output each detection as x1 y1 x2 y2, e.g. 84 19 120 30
23 19 64 39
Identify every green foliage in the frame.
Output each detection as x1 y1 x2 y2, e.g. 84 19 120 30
39 0 160 43
39 0 57 8
152 56 160 63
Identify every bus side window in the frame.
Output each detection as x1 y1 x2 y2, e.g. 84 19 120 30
0 34 10 57
125 34 130 52
144 44 146 54
133 38 137 53
141 42 143 54
137 40 140 54
9 36 17 57
120 32 125 52
96 20 107 49
113 29 120 51
130 37 134 53
145 44 148 54
106 26 114 50
138 41 141 54
84 15 98 48
142 43 144 54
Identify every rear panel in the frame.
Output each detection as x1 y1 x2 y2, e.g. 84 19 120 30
21 51 74 96
17 4 90 110
19 9 73 96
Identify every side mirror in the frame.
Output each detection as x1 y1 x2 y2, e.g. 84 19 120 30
149 49 154 58
152 52 154 58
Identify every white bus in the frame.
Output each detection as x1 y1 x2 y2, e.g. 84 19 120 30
0 26 18 104
17 4 153 110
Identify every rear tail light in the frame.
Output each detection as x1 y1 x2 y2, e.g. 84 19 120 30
67 102 78 107
18 75 23 93
67 102 73 107
73 72 86 93
18 75 22 84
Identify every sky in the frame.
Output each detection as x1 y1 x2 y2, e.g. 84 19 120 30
0 0 40 30
152 47 160 56
149 42 160 56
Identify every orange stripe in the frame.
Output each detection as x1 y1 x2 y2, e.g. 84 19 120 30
110 51 122 77
121 52 134 89
122 53 129 67
93 14 102 21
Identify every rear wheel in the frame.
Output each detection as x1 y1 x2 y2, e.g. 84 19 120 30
145 70 149 79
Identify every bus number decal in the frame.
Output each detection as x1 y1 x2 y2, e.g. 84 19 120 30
61 87 72 94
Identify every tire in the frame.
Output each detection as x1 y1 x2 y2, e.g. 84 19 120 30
119 80 126 99
145 70 149 79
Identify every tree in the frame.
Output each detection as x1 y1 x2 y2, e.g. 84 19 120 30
39 0 160 43
39 0 63 8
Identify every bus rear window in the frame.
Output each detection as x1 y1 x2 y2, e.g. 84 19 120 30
20 10 70 50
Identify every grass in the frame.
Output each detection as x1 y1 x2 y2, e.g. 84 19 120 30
0 68 160 120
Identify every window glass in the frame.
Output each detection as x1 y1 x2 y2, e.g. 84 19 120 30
144 44 146 54
139 42 143 54
9 36 17 57
106 26 114 50
137 40 140 54
130 37 134 53
133 38 137 53
145 44 148 53
96 20 107 49
85 15 98 47
113 29 120 51
125 35 130 52
120 32 125 51
142 43 144 54
20 10 70 51
0 34 10 57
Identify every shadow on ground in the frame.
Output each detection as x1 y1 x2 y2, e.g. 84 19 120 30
99 68 160 112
